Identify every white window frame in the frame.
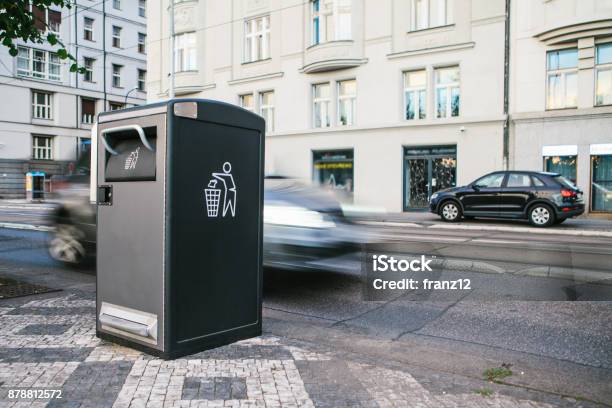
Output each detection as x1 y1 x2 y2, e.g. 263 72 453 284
435 66 460 118
595 43 612 106
83 17 94 41
174 32 197 72
30 4 61 36
239 94 254 112
404 70 427 120
244 15 270 63
112 26 122 48
138 0 146 17
83 57 94 82
32 135 53 160
113 0 121 10
17 47 60 81
32 91 52 120
311 0 352 46
109 102 124 111
546 48 578 110
138 33 146 54
112 64 122 88
138 69 146 92
259 91 275 132
337 79 356 126
313 83 331 128
410 0 452 31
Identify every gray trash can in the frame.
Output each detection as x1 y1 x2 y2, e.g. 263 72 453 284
96 99 264 359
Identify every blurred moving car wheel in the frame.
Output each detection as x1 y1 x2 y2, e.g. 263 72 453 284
48 224 86 265
529 204 555 227
440 201 461 222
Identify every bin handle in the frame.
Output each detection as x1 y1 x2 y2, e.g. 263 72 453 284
100 124 155 156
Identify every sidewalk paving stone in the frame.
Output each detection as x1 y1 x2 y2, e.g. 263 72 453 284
0 289 599 407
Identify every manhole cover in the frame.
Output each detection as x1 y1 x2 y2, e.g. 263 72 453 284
0 277 60 299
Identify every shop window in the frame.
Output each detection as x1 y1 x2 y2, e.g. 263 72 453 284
591 146 612 212
313 149 354 199
544 155 577 184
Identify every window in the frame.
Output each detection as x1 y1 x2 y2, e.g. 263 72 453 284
435 66 460 118
244 16 270 63
109 102 124 111
83 57 94 82
174 32 197 72
83 17 94 41
138 0 146 17
313 149 354 196
17 47 60 81
113 0 121 10
138 33 146 54
81 98 96 124
311 0 351 45
313 83 331 128
411 0 452 31
337 79 356 126
32 5 61 35
591 151 612 212
32 91 52 120
544 155 576 183
32 136 53 160
596 43 612 106
506 173 532 188
404 70 427 120
473 173 504 188
532 176 545 187
240 94 254 112
112 26 122 48
259 91 274 132
112 64 122 87
138 69 146 92
547 48 578 109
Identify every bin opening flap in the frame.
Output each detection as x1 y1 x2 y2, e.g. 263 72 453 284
99 302 158 342
104 127 156 182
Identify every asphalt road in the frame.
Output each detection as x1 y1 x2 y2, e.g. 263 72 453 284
0 205 611 404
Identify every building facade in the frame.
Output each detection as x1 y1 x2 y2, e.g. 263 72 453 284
146 0 611 214
510 0 612 214
0 0 147 199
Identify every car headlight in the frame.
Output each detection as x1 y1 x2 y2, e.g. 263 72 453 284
264 203 336 229
430 193 439 201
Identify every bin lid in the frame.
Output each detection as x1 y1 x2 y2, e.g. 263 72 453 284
26 172 46 177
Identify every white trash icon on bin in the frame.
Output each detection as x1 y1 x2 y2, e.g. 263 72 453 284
205 162 236 218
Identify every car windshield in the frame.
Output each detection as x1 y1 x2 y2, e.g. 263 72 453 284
554 175 576 189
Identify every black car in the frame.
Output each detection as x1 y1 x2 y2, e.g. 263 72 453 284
429 171 584 227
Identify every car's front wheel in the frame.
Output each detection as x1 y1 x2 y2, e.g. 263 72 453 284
528 204 555 227
48 224 87 266
440 201 462 222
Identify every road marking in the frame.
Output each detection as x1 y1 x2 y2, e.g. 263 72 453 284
382 234 468 242
358 221 423 228
0 222 53 232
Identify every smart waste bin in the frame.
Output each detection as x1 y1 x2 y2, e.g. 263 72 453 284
96 99 265 359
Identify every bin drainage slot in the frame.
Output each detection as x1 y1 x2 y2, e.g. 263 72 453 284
99 302 158 343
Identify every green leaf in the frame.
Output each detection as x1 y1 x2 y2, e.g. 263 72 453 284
47 33 58 45
70 63 78 72
8 47 18 57
57 48 68 59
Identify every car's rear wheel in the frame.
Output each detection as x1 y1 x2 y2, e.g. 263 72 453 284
440 201 461 222
528 204 555 227
48 224 86 266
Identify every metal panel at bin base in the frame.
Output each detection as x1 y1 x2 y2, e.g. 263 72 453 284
98 302 158 345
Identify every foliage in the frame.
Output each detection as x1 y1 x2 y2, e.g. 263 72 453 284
0 0 85 73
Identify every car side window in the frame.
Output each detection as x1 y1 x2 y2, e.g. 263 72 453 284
474 174 505 188
531 176 545 187
507 173 532 187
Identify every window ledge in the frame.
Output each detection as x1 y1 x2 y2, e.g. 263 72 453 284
406 24 455 35
242 58 272 66
306 40 354 51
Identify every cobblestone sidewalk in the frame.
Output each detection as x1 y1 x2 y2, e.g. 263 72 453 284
0 290 592 407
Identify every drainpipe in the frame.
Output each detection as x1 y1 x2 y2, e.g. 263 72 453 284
102 0 107 110
169 0 175 99
503 0 511 170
